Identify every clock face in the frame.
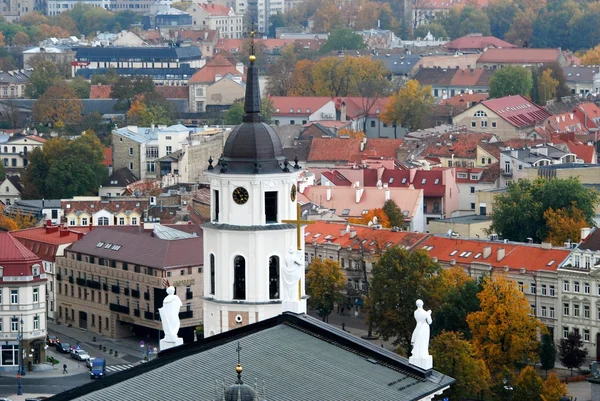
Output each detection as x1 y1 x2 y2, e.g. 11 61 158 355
232 187 249 205
290 184 297 202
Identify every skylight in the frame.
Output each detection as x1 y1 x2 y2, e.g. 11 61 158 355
324 235 332 240
465 252 472 257
402 178 407 184
313 233 321 238
389 178 394 183
342 209 350 216
304 232 311 237
459 251 467 257
111 245 121 251
450 250 458 256
421 178 427 184
96 242 104 248
104 243 112 249
434 178 439 184
547 260 555 266
474 253 482 259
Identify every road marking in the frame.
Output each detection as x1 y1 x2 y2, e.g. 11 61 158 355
105 364 135 373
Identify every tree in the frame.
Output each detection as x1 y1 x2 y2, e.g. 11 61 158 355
306 258 346 322
431 331 491 399
12 31 30 45
25 60 62 99
126 95 174 126
467 274 546 371
539 334 557 378
513 366 543 401
489 66 533 98
485 0 518 39
559 331 588 375
488 178 599 243
348 208 391 228
544 204 588 246
545 63 571 100
0 163 4 181
0 205 18 231
69 76 91 99
536 68 558 106
0 32 5 47
382 199 405 228
319 28 365 54
431 273 481 338
21 147 48 199
369 247 440 350
1 100 22 128
32 83 83 126
266 44 296 96
111 75 155 111
91 70 119 85
504 10 535 47
312 0 342 32
288 60 317 96
223 97 273 125
541 373 568 401
381 79 435 131
337 128 365 139
581 44 600 66
414 23 446 39
357 67 391 133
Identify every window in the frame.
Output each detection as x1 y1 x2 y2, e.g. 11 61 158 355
585 257 591 269
574 255 580 267
471 121 476 128
166 146 172 155
470 186 475 194
213 190 220 222
530 283 536 294
210 254 215 295
470 203 475 210
129 147 134 156
550 285 555 296
563 327 569 339
33 287 39 303
370 120 376 128
10 289 17 304
119 217 125 225
233 256 246 300
129 162 134 170
491 122 497 128
474 110 487 117
541 306 547 317
82 217 88 226
33 314 39 330
11 318 18 332
550 307 555 318
265 191 278 223
563 303 569 316
584 329 590 342
132 217 138 225
541 284 547 295
584 305 590 318
585 282 590 294
98 217 109 226
518 282 524 292
574 304 580 317
481 120 488 128
574 281 580 292
290 120 295 125
563 280 570 292
269 255 279 299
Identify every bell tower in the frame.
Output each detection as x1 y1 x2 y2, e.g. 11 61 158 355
202 30 307 337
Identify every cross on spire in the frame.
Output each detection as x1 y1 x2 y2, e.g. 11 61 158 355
242 21 261 123
235 342 244 384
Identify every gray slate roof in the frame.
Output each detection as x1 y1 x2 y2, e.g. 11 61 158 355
74 46 201 61
373 54 421 76
48 313 454 401
0 70 31 84
563 66 598 83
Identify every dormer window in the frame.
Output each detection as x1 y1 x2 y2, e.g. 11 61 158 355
306 108 311 113
32 264 40 276
289 108 294 113
0 266 3 277
297 108 301 113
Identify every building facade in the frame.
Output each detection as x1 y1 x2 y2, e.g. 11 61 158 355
62 197 148 227
185 3 243 39
55 224 203 341
1 134 45 173
0 233 47 372
0 71 31 99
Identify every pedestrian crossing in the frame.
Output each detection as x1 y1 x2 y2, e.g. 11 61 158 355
106 364 136 373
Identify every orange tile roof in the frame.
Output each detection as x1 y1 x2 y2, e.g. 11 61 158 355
270 96 333 116
363 139 403 159
424 132 496 158
445 35 516 51
155 86 188 99
335 97 391 119
304 221 428 251
90 85 112 99
188 54 243 84
477 48 562 64
11 225 87 246
420 236 570 272
103 147 112 167
198 3 233 16
307 137 362 162
545 112 588 134
215 39 243 53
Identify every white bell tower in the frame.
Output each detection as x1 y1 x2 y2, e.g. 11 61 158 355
202 36 307 337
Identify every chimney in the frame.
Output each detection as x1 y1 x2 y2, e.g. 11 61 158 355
581 227 592 241
541 242 552 249
204 31 208 40
483 246 491 259
497 248 505 261
349 229 357 238
326 187 332 201
77 232 84 240
88 222 93 231
46 220 51 227
45 225 59 234
341 101 346 122
356 187 364 203
385 188 390 201
60 228 70 237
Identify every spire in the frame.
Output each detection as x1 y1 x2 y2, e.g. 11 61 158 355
235 342 244 384
243 26 262 123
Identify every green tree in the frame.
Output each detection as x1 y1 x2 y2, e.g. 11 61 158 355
513 366 543 401
223 97 273 125
111 75 155 111
431 278 481 338
91 70 119 85
382 199 404 228
545 63 571 100
25 60 62 98
485 0 518 39
21 147 48 199
539 334 557 378
381 79 435 131
69 76 91 99
266 44 296 96
488 178 599 243
319 28 365 54
306 258 346 322
489 66 533 98
431 331 491 399
368 247 441 351
0 161 5 181
559 331 588 375
414 23 446 40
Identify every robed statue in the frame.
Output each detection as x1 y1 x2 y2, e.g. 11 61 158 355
409 299 433 369
159 286 183 343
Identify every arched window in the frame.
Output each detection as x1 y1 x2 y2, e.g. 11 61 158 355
98 217 109 225
474 110 487 117
2 146 6 153
481 157 485 164
269 256 279 299
233 256 245 300
209 254 215 295
11 146 16 153
488 158 492 164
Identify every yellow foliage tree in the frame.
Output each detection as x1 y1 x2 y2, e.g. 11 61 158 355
306 258 346 322
544 204 588 246
381 79 435 131
0 205 19 231
514 365 543 401
436 266 472 301
32 82 83 126
467 274 547 372
337 128 365 139
537 68 559 106
541 372 568 401
312 0 342 32
288 60 316 96
348 208 391 228
0 32 5 47
580 44 600 66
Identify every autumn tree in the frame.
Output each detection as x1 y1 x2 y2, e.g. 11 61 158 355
111 75 155 111
536 69 558 106
539 334 557 378
431 331 491 399
266 44 296 96
559 331 588 375
348 208 391 228
12 31 30 46
126 95 174 126
489 66 533 98
544 204 588 246
337 128 365 139
0 205 18 231
32 83 83 126
357 67 391 133
25 60 62 99
541 373 568 401
369 247 441 351
467 274 547 371
507 10 534 47
382 199 405 228
0 32 5 47
312 0 342 32
513 366 543 401
306 258 346 322
581 44 600 66
381 79 435 131
288 60 317 96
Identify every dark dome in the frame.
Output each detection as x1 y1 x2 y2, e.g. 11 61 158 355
223 383 259 401
221 122 285 174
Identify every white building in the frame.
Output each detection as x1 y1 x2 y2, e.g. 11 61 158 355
185 2 244 39
1 134 45 172
270 97 337 126
203 55 306 336
0 232 47 372
47 0 112 15
0 175 22 206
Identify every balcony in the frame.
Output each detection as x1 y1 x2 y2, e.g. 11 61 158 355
111 285 120 294
68 276 74 284
87 280 101 290
144 292 150 301
186 292 193 300
109 304 130 314
179 310 193 319
56 274 62 281
76 278 86 286
102 283 108 292
501 169 513 177
124 288 130 296
134 309 140 317
144 311 154 320
131 289 140 298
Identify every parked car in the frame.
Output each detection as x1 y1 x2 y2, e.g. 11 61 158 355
71 350 90 361
56 343 71 353
86 357 96 369
46 335 59 346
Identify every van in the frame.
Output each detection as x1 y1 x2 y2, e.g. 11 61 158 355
90 358 106 379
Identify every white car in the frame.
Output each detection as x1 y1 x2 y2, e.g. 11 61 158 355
71 350 90 361
86 357 96 369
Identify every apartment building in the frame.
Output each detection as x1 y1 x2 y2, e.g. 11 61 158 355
62 197 148 227
1 134 45 173
55 224 203 341
185 3 243 39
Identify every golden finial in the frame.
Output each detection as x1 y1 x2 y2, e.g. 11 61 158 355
249 55 256 62
236 363 243 374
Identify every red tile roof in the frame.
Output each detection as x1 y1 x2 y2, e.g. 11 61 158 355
270 96 333 116
198 3 233 16
574 102 600 130
156 86 188 99
449 68 485 86
0 232 46 281
381 169 410 187
307 137 362 162
445 35 516 51
545 112 588 134
188 54 243 84
440 93 488 106
363 138 403 159
176 29 218 43
481 95 552 127
424 132 497 158
335 97 391 119
103 147 112 167
322 170 352 186
477 48 562 64
90 85 112 99
566 141 596 163
11 225 89 262
26 135 46 143
413 170 445 197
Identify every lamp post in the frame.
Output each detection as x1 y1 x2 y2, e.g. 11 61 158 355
17 315 23 395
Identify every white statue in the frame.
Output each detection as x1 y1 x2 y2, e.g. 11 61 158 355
282 247 303 301
409 299 433 370
159 286 183 349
